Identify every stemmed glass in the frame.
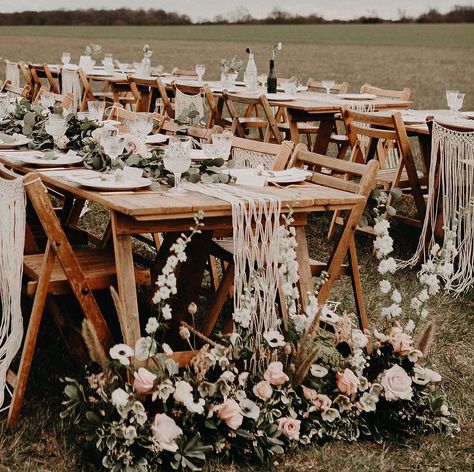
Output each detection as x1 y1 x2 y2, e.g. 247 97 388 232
101 128 124 167
127 114 154 138
321 79 335 94
163 136 192 195
195 64 206 83
117 62 129 75
0 93 11 120
446 90 464 119
61 52 71 66
211 134 232 160
87 100 106 122
45 114 67 152
40 91 56 110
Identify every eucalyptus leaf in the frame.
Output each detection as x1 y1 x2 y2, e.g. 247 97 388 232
23 111 37 127
200 173 215 184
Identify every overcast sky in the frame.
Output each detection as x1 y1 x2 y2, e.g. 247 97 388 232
0 0 472 21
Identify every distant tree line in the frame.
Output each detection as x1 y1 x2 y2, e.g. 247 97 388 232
0 5 472 26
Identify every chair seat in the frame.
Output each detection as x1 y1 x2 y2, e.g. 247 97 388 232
377 168 427 188
24 248 151 296
223 117 268 128
277 122 319 133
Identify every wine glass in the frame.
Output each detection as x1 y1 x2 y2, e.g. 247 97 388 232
195 64 206 83
128 114 154 138
163 136 192 195
61 52 71 66
87 100 106 122
321 79 336 94
45 114 67 152
446 90 464 119
101 128 124 166
117 62 129 75
40 91 56 110
211 134 232 160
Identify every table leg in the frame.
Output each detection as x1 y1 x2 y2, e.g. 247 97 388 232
287 110 301 144
295 225 314 310
313 117 336 154
111 212 141 346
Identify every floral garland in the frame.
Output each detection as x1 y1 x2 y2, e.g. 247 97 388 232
61 211 459 471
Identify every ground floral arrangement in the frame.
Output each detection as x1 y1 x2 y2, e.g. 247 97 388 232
61 211 459 471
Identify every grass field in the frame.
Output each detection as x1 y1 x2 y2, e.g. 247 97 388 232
0 23 473 472
0 24 473 109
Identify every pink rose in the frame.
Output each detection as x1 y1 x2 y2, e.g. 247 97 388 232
56 135 69 150
380 364 413 401
277 417 301 441
253 380 273 401
151 413 183 452
217 398 243 430
133 367 157 394
389 327 412 355
264 361 289 386
123 133 147 157
336 368 359 396
302 386 332 410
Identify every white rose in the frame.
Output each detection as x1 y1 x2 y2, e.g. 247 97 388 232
111 388 129 408
152 413 183 452
380 365 413 401
173 380 194 405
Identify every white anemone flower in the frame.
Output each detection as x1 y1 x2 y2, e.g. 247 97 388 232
109 343 134 366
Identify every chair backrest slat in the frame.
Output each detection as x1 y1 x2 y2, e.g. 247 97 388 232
0 80 31 98
360 83 411 101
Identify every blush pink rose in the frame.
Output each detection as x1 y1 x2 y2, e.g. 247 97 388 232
217 398 243 430
277 417 301 441
302 386 332 410
264 361 289 386
151 413 183 452
123 133 147 157
389 327 412 355
133 367 157 394
336 368 359 395
380 364 413 401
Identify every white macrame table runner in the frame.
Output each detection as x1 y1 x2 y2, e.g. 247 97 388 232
174 88 205 122
0 175 26 411
185 183 281 364
61 66 82 111
404 121 474 293
5 61 20 88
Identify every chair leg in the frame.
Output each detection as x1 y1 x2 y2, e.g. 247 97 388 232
347 238 368 332
7 246 55 428
201 264 234 337
208 255 220 292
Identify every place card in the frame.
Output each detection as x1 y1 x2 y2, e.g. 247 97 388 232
123 166 144 179
236 174 267 187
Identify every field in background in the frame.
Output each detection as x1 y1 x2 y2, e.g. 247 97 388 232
0 24 473 109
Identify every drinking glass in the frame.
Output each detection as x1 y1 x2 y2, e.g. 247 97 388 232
0 93 11 119
446 90 464 118
283 78 298 96
117 62 129 75
87 100 106 122
163 136 192 194
101 128 124 166
321 79 336 94
128 114 154 138
61 52 71 66
44 114 67 151
211 134 232 160
195 64 206 82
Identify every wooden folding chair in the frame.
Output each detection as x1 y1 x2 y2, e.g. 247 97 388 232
160 119 223 144
330 108 427 237
360 84 411 101
18 62 34 100
222 91 282 143
29 64 60 99
1 168 151 427
171 68 198 78
288 144 379 330
34 86 74 110
202 139 295 336
128 76 173 116
307 79 349 94
0 80 31 98
77 68 114 111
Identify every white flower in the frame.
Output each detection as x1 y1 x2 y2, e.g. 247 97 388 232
263 329 285 348
419 273 440 296
418 289 429 302
145 317 159 334
124 425 137 443
378 257 397 274
173 380 194 405
155 380 175 401
407 349 423 362
152 413 183 452
374 218 390 236
437 263 454 279
109 344 134 366
220 370 236 383
440 404 450 416
405 319 415 334
379 280 391 294
134 336 157 361
412 366 442 385
162 304 172 320
185 398 205 415
391 289 402 304
410 297 422 310
179 326 190 340
381 303 402 319
374 329 389 342
233 307 251 328
162 343 173 357
351 329 368 349
253 380 273 401
430 243 441 257
240 398 260 421
374 234 394 258
310 364 328 378
359 392 379 412
321 407 340 423
111 388 129 408
56 135 69 150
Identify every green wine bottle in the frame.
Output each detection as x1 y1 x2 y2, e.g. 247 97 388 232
267 59 277 94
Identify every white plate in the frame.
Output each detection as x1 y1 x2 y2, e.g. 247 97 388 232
264 169 312 184
191 149 208 160
461 111 474 119
146 134 169 145
16 152 84 167
265 93 296 101
68 175 152 191
88 71 115 77
0 135 30 149
339 93 378 100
